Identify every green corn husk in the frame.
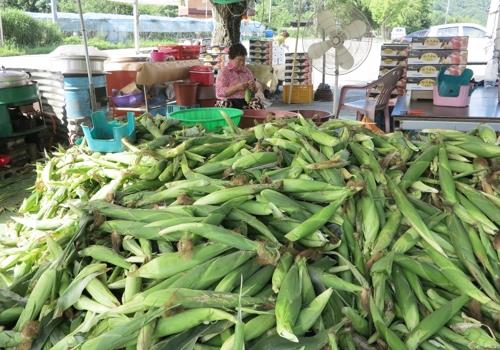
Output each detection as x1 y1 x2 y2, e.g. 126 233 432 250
293 288 333 336
215 259 261 293
285 197 346 241
15 267 56 331
85 278 121 308
4 115 500 349
405 294 469 350
275 263 302 342
400 145 438 189
438 145 458 205
241 265 274 296
387 176 446 256
220 314 277 350
79 245 131 269
422 240 500 311
154 308 236 337
123 265 141 304
143 288 270 311
372 210 402 253
194 184 278 205
272 252 294 293
392 265 419 330
447 215 499 302
135 243 230 280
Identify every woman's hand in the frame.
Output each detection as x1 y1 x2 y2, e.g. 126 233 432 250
236 81 249 91
247 80 257 92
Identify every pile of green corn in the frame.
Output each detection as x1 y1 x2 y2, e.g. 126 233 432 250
0 113 499 350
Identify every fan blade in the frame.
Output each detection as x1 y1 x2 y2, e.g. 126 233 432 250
336 45 354 70
308 40 334 59
344 20 367 39
317 10 337 33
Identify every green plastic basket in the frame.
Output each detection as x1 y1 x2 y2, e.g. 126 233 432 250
212 0 243 4
169 107 243 132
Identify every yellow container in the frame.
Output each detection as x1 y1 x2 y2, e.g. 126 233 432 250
282 85 313 104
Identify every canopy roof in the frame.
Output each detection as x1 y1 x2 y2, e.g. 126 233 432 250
109 0 179 5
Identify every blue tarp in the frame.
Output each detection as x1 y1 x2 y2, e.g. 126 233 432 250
28 12 266 41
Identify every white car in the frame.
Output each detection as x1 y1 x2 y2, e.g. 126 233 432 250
408 23 491 79
427 23 490 62
391 27 407 42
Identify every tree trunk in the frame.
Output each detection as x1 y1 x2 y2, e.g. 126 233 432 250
210 1 248 46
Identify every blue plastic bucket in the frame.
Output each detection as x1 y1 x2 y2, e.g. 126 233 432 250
64 75 107 119
264 29 274 38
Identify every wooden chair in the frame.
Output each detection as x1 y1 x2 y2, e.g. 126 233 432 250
335 66 404 132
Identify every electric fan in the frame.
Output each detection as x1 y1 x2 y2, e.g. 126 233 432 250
305 4 373 115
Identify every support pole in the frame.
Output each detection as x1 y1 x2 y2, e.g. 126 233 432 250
0 7 4 47
133 0 140 54
444 0 451 24
77 0 97 113
268 0 272 24
51 0 58 23
288 0 303 104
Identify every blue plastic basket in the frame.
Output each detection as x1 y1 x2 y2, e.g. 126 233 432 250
82 111 136 153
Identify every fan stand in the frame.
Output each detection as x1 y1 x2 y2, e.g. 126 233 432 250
314 31 334 102
333 50 340 117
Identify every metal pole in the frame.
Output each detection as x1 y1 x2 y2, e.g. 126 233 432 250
0 7 4 46
206 0 209 18
333 53 339 117
51 0 58 23
133 0 140 54
268 0 272 24
288 0 303 104
444 0 451 24
77 0 97 113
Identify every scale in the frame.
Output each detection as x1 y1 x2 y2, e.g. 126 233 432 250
0 68 44 138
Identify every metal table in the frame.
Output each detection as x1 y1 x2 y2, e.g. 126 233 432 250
391 86 500 131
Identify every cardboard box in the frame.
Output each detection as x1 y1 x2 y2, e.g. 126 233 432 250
406 64 466 78
379 66 407 77
410 36 468 50
408 50 467 65
380 57 407 67
406 77 437 90
381 44 410 57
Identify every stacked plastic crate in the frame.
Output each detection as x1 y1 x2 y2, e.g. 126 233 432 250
249 39 273 65
200 46 228 72
282 52 313 104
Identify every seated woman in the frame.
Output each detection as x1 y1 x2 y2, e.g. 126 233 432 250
215 43 262 109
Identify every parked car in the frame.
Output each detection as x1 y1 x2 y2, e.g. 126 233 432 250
400 29 429 42
391 27 407 41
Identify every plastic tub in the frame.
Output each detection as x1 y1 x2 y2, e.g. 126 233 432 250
150 50 167 62
111 91 145 107
158 45 181 60
198 98 217 107
174 81 199 106
289 109 331 125
190 66 215 86
169 107 242 132
240 109 299 128
432 85 471 107
182 45 201 59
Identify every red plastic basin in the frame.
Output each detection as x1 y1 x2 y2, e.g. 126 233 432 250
289 109 331 125
240 109 299 128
